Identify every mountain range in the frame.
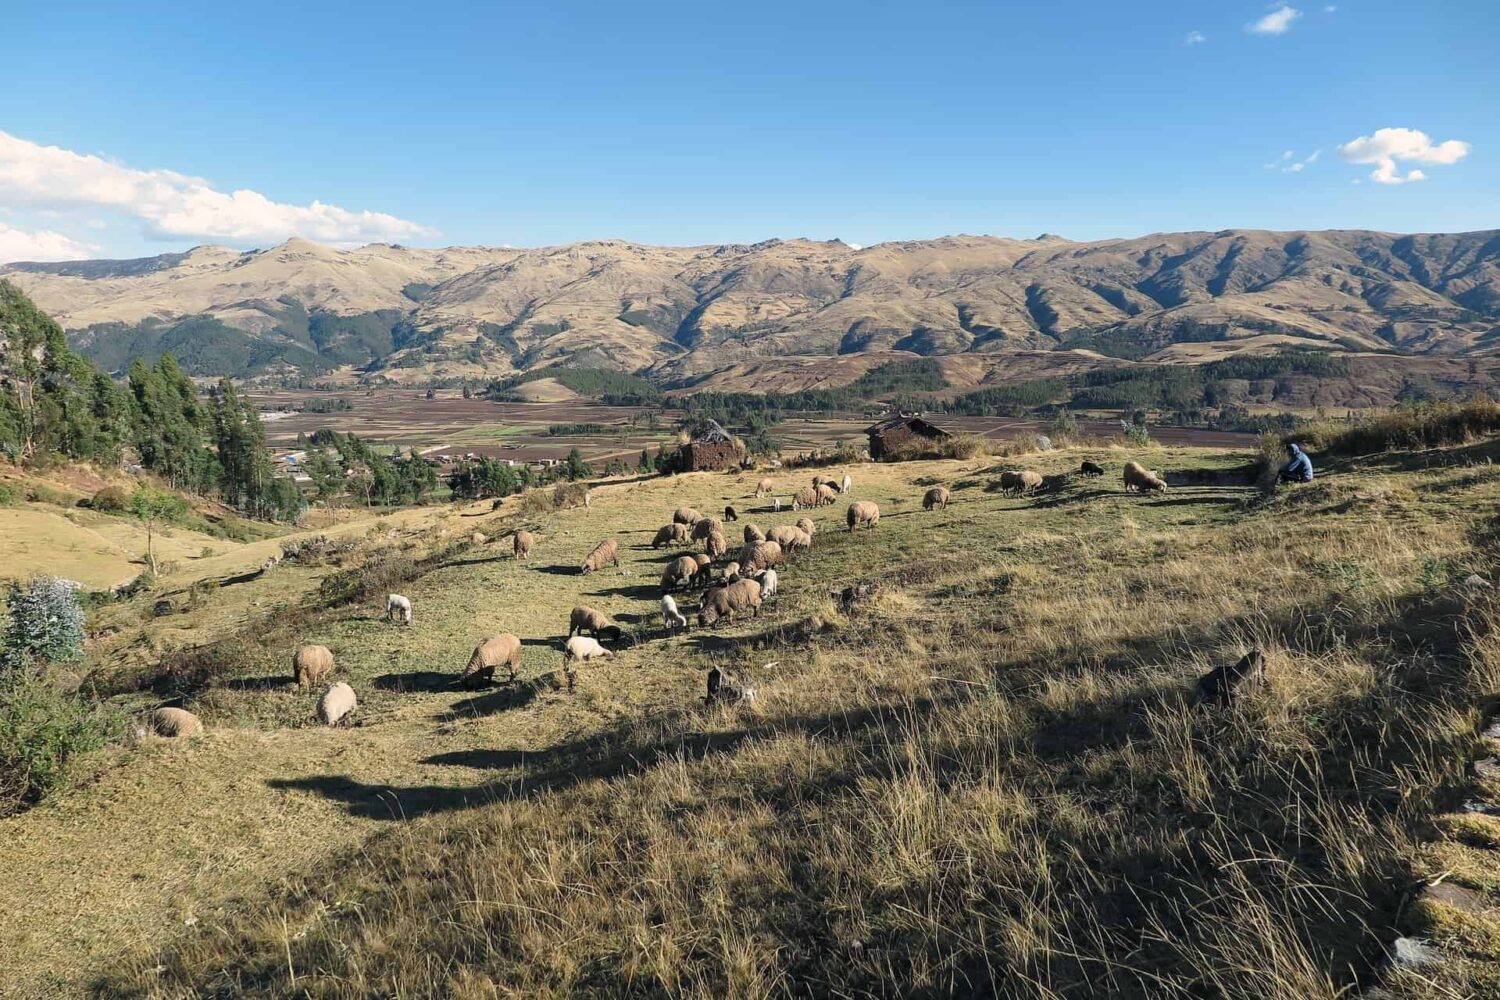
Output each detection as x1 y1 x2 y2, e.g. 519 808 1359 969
3 229 1497 385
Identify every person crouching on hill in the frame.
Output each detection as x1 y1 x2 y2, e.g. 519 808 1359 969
1278 442 1314 484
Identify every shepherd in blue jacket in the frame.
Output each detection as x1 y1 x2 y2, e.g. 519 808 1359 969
1279 442 1314 483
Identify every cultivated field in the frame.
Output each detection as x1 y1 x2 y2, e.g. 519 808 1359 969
3 435 1497 998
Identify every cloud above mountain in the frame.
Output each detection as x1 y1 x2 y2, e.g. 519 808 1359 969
1337 127 1471 185
0 131 434 254
0 221 96 262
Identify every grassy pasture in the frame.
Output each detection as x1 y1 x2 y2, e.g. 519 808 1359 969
3 438 1499 998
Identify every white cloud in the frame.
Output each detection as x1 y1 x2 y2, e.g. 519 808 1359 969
1265 149 1319 172
0 222 97 263
1185 30 1207 45
1337 127 1471 185
0 131 435 248
1249 5 1302 35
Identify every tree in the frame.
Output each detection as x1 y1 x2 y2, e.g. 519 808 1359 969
562 447 592 481
638 448 651 473
2 576 86 671
127 485 187 574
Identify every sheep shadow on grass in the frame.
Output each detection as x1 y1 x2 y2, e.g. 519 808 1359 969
223 675 293 692
371 670 453 693
586 582 663 601
436 673 561 721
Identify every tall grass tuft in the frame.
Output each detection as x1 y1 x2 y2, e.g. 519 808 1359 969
1295 396 1500 456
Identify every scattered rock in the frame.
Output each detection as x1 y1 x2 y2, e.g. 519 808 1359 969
1390 936 1440 969
152 598 177 618
1421 882 1495 915
1460 800 1500 816
1463 573 1491 589
1483 714 1500 741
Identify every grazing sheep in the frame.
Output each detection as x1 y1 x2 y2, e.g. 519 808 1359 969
841 474 852 493
846 500 880 531
795 516 816 537
740 540 785 575
293 644 334 689
316 682 357 726
661 594 688 630
1080 460 1105 477
1122 461 1167 493
1019 470 1043 494
999 470 1042 495
661 555 700 590
811 474 834 489
460 633 523 686
718 561 742 583
150 707 202 738
692 552 713 571
385 593 413 626
724 505 738 521
260 554 281 573
743 523 766 543
755 477 775 497
1197 649 1267 706
698 578 764 626
652 523 691 548
923 486 951 510
471 532 488 545
815 483 839 506
562 635 614 690
672 507 704 525
767 524 811 552
691 517 722 542
569 605 614 637
580 537 621 574
998 470 1023 492
792 486 818 510
706 529 729 560
757 568 779 599
513 529 535 561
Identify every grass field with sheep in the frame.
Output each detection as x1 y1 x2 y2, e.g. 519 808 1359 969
4 435 1500 999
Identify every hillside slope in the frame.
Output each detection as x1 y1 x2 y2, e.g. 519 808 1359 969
5 229 1498 379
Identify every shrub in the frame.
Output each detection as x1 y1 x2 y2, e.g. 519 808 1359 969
1048 410 1079 444
90 485 129 512
24 483 75 506
0 483 19 506
1123 423 1152 447
1294 397 1500 456
318 550 418 605
885 432 989 462
0 672 114 816
2 576 87 672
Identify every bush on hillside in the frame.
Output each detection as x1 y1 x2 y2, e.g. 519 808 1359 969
0 672 115 816
1293 397 1500 456
2 576 87 672
90 485 129 512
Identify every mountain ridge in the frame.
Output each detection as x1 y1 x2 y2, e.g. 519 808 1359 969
4 228 1497 382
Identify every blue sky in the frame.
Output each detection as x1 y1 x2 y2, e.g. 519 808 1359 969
2 1 1496 261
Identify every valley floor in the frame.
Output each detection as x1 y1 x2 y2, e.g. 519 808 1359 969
3 440 1499 998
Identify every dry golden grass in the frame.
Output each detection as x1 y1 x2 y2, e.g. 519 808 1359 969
5 441 1500 998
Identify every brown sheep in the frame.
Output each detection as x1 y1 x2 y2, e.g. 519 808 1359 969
569 605 613 637
743 523 766 544
672 506 704 525
812 474 836 489
706 529 729 560
580 537 620 575
999 470 1042 495
792 485 818 510
661 555 700 590
150 706 202 738
692 552 713 570
740 540 785 575
1122 461 1167 493
795 516 816 537
723 505 738 521
513 529 535 561
755 477 775 497
767 524 811 551
316 682 357 726
652 522 691 548
1019 470 1043 494
923 486 951 510
293 644 334 689
815 483 839 506
691 517 722 542
461 633 523 686
698 578 764 626
846 500 880 531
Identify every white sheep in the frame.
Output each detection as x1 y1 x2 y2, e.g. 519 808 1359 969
757 568 779 599
841 474 852 493
317 682 358 726
385 593 413 626
661 594 688 630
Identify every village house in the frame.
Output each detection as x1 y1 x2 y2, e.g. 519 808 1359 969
865 412 951 460
677 419 746 472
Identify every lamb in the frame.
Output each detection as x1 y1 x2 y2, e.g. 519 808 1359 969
743 523 766 543
1080 460 1105 477
562 636 614 690
923 486 951 510
661 594 688 630
723 505 738 521
691 517 722 542
740 540 785 575
815 483 839 506
661 555 700 590
316 682 357 726
652 522 691 548
1122 461 1167 493
755 477 775 497
698 578 765 626
773 497 783 512
792 486 818 510
293 644 334 689
718 561 742 583
757 568 779 599
568 605 614 637
150 706 203 738
672 507 704 525
513 529 535 561
795 516 816 537
767 524 811 551
460 633 523 686
840 474 852 493
580 537 620 574
706 529 729 560
846 500 880 531
385 593 413 626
